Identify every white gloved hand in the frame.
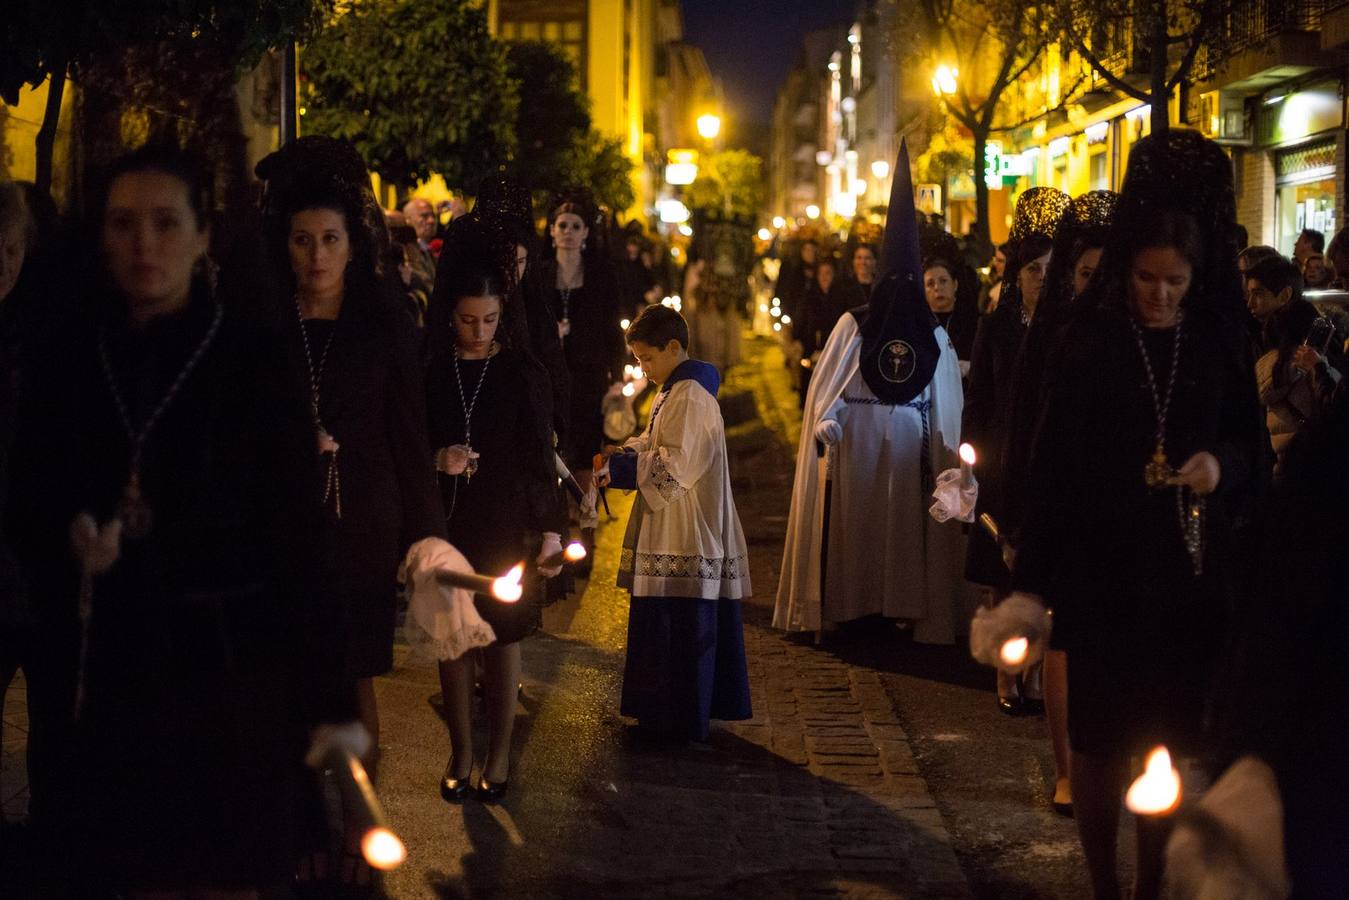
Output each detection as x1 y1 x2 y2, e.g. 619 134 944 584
969 592 1051 675
305 721 373 769
537 531 564 578
813 418 843 445
578 485 600 529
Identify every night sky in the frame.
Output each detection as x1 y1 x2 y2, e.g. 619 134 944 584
681 0 855 141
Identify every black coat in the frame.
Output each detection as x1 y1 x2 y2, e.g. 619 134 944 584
1010 304 1267 750
961 300 1028 586
801 279 864 361
4 289 350 886
535 256 626 466
292 289 444 678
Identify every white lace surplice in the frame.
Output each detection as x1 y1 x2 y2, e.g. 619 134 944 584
616 380 752 600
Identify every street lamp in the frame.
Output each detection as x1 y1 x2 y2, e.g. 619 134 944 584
697 113 722 140
932 64 959 97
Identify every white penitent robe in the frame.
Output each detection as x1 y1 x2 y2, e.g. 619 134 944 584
773 311 966 643
614 372 752 601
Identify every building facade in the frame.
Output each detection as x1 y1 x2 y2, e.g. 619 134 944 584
489 0 668 219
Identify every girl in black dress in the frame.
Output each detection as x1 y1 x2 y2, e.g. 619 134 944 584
1011 133 1266 900
258 138 444 771
426 219 566 802
5 145 357 896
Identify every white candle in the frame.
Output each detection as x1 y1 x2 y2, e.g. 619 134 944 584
959 443 977 489
1125 746 1182 816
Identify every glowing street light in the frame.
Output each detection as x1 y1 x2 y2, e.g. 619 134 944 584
932 64 959 97
697 113 722 140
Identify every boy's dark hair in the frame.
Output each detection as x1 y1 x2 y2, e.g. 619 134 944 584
1300 228 1326 253
1246 255 1303 304
816 255 837 271
626 303 689 349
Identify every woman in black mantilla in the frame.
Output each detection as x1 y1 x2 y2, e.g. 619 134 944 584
4 145 359 895
426 216 567 803
537 194 625 556
1010 132 1267 900
257 137 444 771
1000 189 1119 816
961 187 1069 715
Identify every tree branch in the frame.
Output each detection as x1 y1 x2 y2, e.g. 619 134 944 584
1065 31 1151 103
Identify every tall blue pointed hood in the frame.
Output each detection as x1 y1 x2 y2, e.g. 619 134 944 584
858 139 940 405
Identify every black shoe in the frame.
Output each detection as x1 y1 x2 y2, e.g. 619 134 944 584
475 776 508 804
441 762 472 803
997 693 1023 716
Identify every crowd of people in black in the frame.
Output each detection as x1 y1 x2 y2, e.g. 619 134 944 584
770 131 1348 899
2 121 1348 899
0 136 678 898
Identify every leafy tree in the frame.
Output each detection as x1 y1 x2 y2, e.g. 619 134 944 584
915 0 1079 242
0 0 326 191
559 130 636 218
685 149 765 220
1057 0 1223 137
504 41 590 194
302 0 517 192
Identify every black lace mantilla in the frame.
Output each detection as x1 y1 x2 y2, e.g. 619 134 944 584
620 549 747 581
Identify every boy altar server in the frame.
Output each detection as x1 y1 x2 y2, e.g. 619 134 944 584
597 305 752 741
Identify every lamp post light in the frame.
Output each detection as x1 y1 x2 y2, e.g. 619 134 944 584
932 64 959 97
696 113 722 141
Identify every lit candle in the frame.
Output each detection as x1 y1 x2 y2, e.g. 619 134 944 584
492 563 526 603
541 542 589 568
1125 746 1182 816
362 828 408 870
322 748 407 871
435 562 524 602
959 443 977 489
622 383 636 397
620 318 631 331
999 636 1029 668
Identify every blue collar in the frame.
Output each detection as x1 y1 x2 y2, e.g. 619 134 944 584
661 358 720 397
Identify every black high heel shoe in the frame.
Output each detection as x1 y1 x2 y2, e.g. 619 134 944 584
440 760 472 803
475 775 508 804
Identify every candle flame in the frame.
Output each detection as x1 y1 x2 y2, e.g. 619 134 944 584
959 443 977 466
361 827 407 870
620 318 631 331
564 541 588 562
622 383 636 397
1125 745 1182 816
492 563 525 603
999 636 1029 667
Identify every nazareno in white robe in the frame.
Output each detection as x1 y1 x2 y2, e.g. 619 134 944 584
773 311 966 643
616 377 752 601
